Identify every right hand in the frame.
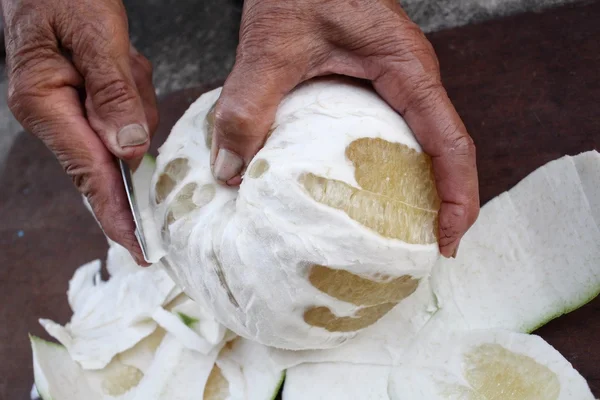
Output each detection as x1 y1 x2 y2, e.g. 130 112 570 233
2 0 159 264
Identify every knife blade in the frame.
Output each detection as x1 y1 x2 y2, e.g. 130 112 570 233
118 159 151 263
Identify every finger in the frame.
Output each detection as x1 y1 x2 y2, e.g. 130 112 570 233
369 23 480 257
62 11 151 164
7 50 148 266
211 55 304 186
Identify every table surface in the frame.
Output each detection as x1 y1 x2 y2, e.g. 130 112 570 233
1 2 599 398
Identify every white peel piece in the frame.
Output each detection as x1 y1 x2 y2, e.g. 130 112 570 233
388 329 595 400
151 307 216 354
432 151 600 333
171 297 228 346
31 332 220 400
31 336 102 400
571 151 600 233
214 337 285 400
106 241 143 278
30 383 39 400
282 363 391 400
40 260 177 370
129 333 221 399
67 259 104 314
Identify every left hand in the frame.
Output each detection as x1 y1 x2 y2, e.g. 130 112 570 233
210 0 479 258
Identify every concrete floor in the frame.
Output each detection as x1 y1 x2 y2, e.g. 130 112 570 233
0 0 583 174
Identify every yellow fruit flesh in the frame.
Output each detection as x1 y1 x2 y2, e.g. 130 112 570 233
155 158 191 204
303 138 438 333
302 138 439 245
164 183 216 228
442 344 560 399
349 138 440 211
248 159 270 179
304 302 397 332
101 364 144 396
118 328 166 364
167 182 198 223
308 265 418 307
204 365 230 400
305 263 417 331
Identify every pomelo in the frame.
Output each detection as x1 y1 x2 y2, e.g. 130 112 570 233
149 77 442 350
30 78 599 399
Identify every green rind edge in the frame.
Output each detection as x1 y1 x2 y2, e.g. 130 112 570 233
272 371 286 400
29 334 64 349
177 312 200 328
527 288 600 334
29 334 63 400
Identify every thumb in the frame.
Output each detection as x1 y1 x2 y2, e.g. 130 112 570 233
70 17 150 164
211 63 301 186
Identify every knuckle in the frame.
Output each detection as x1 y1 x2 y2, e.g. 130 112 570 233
70 12 129 66
377 20 436 63
236 38 288 69
58 155 105 198
79 12 127 45
446 131 476 157
402 75 444 114
7 76 45 129
213 100 257 139
237 18 302 68
90 78 139 114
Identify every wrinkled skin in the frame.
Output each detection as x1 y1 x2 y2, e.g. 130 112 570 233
2 0 479 262
2 0 158 264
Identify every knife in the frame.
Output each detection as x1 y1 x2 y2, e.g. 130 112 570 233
118 159 151 263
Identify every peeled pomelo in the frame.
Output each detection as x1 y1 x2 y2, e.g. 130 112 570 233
149 77 442 350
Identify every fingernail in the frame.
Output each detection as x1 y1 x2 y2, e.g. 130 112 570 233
118 124 148 148
451 243 460 259
129 44 139 56
212 148 244 182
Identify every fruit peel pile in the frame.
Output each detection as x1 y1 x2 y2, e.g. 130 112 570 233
30 78 600 399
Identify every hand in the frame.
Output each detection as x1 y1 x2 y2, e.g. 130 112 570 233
211 0 479 258
3 0 158 264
